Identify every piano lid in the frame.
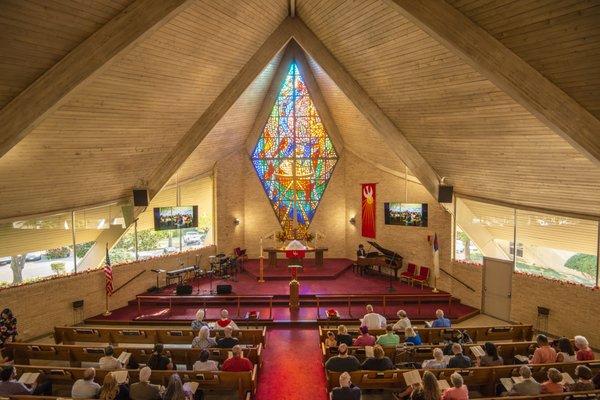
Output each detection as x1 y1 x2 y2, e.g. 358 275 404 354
367 241 402 260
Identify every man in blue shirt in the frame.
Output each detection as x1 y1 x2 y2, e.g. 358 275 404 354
431 309 451 328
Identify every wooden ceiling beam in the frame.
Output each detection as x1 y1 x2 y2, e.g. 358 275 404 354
386 0 600 166
0 0 195 159
147 18 294 197
288 18 441 200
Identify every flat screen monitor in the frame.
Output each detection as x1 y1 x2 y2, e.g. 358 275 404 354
384 203 428 227
153 206 198 231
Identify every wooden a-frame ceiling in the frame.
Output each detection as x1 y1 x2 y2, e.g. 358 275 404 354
0 0 599 221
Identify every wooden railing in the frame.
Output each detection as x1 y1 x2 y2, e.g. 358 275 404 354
136 295 274 319
314 293 453 319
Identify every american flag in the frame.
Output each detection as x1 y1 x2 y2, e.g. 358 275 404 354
104 244 113 296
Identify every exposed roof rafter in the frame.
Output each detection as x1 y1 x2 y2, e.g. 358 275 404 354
0 0 195 159
146 17 294 198
386 0 600 166
287 17 442 200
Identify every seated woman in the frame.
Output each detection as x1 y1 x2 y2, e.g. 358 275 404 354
99 372 129 400
411 371 441 400
477 342 503 367
336 325 354 347
193 349 218 372
353 326 376 347
442 373 468 400
192 326 217 349
164 374 192 400
574 336 594 361
325 331 338 348
541 368 564 394
566 365 595 391
361 345 394 371
191 309 208 331
422 348 447 369
555 337 576 362
404 327 422 346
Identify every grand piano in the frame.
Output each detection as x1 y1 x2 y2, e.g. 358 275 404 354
356 241 403 280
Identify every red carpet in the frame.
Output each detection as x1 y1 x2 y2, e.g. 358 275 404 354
244 258 351 280
256 328 328 400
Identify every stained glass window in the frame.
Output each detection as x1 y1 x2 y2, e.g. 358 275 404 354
252 61 338 240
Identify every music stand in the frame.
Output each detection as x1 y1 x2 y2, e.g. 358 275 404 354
150 269 166 292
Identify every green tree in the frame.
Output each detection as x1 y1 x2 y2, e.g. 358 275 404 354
108 248 135 264
457 230 471 259
564 254 598 277
74 242 94 259
10 255 26 284
50 262 66 275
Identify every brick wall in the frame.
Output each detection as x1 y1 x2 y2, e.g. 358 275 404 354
1 245 215 341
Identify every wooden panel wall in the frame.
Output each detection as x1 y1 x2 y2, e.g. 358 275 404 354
0 0 288 220
296 0 600 216
0 0 134 108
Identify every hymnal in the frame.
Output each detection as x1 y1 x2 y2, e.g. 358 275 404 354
403 370 422 386
18 373 39 385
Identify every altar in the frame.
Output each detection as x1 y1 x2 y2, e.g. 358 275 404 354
263 246 328 267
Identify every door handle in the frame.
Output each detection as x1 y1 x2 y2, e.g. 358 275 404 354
507 292 511 298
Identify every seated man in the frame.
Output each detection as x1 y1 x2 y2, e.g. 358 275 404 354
217 326 239 348
357 244 367 258
215 309 239 330
361 304 386 330
0 365 52 396
221 345 253 372
530 334 557 364
99 345 124 371
353 326 376 347
130 366 161 400
325 344 361 372
331 372 361 400
376 325 400 347
447 343 471 368
392 310 411 331
146 344 173 370
361 345 394 371
509 365 541 396
431 309 451 328
71 367 101 399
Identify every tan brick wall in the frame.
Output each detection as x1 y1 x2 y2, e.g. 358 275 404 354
1 246 215 341
343 151 453 292
450 261 483 309
214 151 245 255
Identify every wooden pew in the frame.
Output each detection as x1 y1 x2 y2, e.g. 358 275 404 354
325 360 600 394
11 365 257 400
7 342 262 368
318 324 533 344
321 340 538 364
54 326 266 347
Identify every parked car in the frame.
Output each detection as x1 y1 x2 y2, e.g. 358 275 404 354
25 251 43 262
183 231 203 245
0 256 11 266
163 246 178 254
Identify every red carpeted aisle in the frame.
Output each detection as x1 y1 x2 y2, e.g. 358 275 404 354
256 328 328 400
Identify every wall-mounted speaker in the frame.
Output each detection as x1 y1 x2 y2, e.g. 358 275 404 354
133 189 149 207
72 300 84 309
438 185 454 203
217 284 232 295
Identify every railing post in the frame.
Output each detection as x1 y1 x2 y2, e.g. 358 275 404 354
237 297 241 317
137 297 141 317
348 297 351 318
316 297 320 319
418 297 421 317
269 297 273 319
169 297 172 316
383 295 386 316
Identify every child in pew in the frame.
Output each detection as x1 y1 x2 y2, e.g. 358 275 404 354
325 331 338 348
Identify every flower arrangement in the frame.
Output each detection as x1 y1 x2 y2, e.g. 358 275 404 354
326 308 340 319
248 310 258 320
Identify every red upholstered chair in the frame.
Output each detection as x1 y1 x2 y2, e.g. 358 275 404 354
400 263 417 284
411 266 430 289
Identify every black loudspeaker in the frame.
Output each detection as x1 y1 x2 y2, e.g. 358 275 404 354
133 189 149 206
438 185 454 203
217 284 232 295
72 300 84 309
176 284 193 295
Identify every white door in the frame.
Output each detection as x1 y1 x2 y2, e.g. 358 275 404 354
482 257 513 321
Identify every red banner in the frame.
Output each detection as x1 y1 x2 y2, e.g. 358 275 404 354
361 183 376 238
